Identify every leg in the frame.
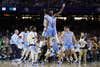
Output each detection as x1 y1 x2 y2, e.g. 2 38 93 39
83 49 87 64
23 48 30 61
70 45 77 62
45 52 50 62
65 50 70 62
34 54 38 63
11 44 17 59
79 49 83 63
71 49 78 62
31 51 34 63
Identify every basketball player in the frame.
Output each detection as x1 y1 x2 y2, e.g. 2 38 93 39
79 32 87 64
44 45 55 63
27 26 38 64
57 31 65 64
42 10 50 48
57 47 65 64
18 26 38 63
17 28 29 62
42 3 65 48
61 26 78 63
48 3 65 42
52 37 59 55
38 38 48 64
10 29 19 59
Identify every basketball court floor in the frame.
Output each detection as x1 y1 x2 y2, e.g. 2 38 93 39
0 61 100 67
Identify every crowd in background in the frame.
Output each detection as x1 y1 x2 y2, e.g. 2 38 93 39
0 26 100 64
2 0 100 7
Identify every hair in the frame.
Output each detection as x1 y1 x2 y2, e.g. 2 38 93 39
64 26 70 28
29 26 32 31
14 29 19 33
32 26 37 32
80 32 85 38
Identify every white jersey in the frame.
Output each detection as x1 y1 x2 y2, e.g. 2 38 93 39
27 31 37 45
39 41 45 47
17 38 24 49
79 38 87 48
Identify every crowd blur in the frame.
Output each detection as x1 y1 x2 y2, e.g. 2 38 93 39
2 0 100 7
0 26 100 64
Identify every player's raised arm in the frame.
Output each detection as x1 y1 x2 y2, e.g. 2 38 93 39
54 3 66 17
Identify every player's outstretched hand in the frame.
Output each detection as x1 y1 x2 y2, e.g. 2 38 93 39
62 3 66 8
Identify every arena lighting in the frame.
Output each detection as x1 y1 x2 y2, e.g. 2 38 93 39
2 7 6 11
9 7 16 11
63 17 67 20
13 7 16 11
74 17 87 20
56 17 67 20
22 16 32 19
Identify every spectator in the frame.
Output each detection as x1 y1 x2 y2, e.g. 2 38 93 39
10 29 19 59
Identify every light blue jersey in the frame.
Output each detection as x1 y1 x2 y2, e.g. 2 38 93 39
22 32 29 47
42 15 56 37
52 39 59 53
30 45 38 54
10 33 19 46
51 16 57 35
63 31 74 50
23 32 28 39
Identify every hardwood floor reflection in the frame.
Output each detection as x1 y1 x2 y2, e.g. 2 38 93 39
0 61 100 67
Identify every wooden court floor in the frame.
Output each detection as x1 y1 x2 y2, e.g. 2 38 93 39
0 61 100 67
